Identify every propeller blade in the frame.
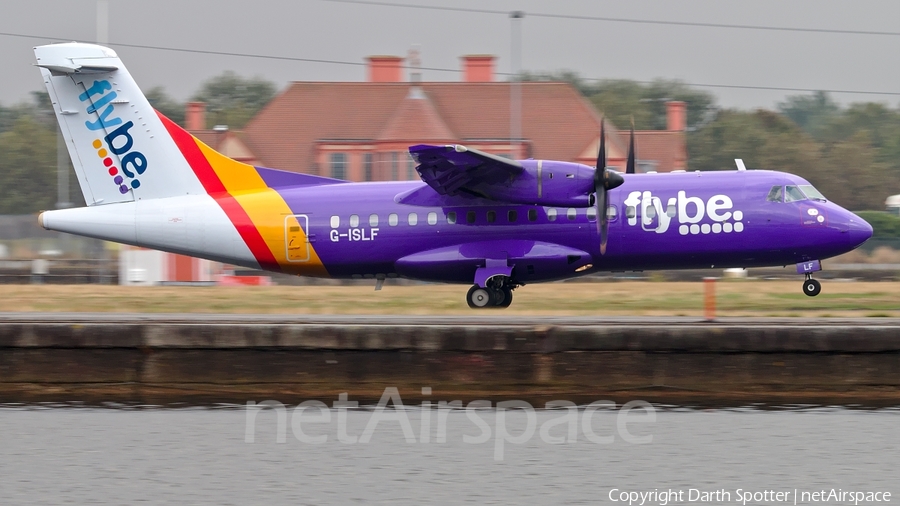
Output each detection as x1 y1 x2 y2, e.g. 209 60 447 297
626 117 636 174
594 120 606 237
598 187 608 255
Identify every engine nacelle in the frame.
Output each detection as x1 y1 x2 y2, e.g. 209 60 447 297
474 159 595 207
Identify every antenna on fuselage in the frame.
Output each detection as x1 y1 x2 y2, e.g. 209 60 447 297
735 159 747 171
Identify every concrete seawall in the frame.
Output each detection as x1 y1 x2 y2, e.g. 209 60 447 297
1 315 899 405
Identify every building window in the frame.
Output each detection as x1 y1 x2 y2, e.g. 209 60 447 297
447 212 457 224
349 214 359 227
330 216 340 228
408 213 418 226
330 153 347 180
528 209 538 222
369 214 379 227
466 211 476 224
567 208 577 221
508 210 517 222
389 213 398 226
391 152 399 180
407 156 416 180
547 208 557 221
364 153 374 182
487 210 496 223
427 212 437 225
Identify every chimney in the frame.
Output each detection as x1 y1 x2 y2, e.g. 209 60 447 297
461 55 495 82
367 56 404 82
666 101 687 132
186 102 206 131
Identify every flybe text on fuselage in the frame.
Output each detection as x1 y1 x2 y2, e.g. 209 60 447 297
622 190 745 235
79 79 148 194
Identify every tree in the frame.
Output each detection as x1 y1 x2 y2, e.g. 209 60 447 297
190 71 277 129
777 91 840 140
0 116 58 214
519 72 716 131
145 86 185 126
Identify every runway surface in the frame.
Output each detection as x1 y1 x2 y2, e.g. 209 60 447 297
1 313 900 327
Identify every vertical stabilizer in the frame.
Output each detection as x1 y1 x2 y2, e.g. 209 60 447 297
35 43 205 205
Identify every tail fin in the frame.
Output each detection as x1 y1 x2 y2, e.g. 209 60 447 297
35 42 310 206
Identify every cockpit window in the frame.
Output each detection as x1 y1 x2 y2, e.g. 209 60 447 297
799 185 826 201
766 185 783 202
784 185 807 203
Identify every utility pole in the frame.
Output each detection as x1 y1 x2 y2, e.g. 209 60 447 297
510 11 524 159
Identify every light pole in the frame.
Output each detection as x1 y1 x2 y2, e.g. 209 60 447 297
510 11 524 159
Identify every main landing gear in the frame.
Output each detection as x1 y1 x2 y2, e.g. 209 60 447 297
466 278 517 309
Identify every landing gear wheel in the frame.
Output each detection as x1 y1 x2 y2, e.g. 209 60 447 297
802 278 821 297
495 286 513 308
467 285 493 308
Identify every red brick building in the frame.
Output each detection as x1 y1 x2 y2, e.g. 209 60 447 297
186 55 687 180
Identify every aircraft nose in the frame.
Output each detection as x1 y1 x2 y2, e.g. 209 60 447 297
846 213 873 248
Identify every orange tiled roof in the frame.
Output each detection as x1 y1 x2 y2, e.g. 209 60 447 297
633 131 687 172
242 82 631 174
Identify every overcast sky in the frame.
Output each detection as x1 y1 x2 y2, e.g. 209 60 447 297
2 0 900 110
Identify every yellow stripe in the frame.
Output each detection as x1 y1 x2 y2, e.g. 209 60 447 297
193 135 329 277
232 190 328 277
195 141 268 193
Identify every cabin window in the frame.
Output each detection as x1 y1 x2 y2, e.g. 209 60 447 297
369 214 378 227
330 153 347 180
466 211 476 224
766 185 783 203
388 213 398 226
349 214 359 227
427 212 438 225
508 210 518 222
528 209 538 222
447 212 457 224
330 216 340 228
363 153 374 181
586 207 597 222
666 205 676 217
547 208 557 221
408 213 418 226
784 185 807 203
645 206 657 219
608 205 619 221
487 211 497 223
567 208 577 221
626 206 636 219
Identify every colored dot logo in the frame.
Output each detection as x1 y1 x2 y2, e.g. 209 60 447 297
92 139 139 194
679 210 744 236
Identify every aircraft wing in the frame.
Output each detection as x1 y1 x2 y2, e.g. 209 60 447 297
409 144 524 197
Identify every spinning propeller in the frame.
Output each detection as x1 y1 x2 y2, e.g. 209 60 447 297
593 119 634 254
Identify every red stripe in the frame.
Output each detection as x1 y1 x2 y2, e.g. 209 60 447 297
157 111 226 194
156 110 280 272
216 195 281 271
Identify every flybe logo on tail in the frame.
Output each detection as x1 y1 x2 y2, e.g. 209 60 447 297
79 80 148 194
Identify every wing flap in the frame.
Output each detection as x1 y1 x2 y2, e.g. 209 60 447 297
410 144 523 197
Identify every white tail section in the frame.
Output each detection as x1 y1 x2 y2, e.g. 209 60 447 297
35 43 205 206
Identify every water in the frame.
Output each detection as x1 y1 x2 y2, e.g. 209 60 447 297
0 405 897 505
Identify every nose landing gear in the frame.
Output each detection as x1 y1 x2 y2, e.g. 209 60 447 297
797 260 823 297
802 275 821 297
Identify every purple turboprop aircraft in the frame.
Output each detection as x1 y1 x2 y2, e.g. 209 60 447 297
34 43 873 308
